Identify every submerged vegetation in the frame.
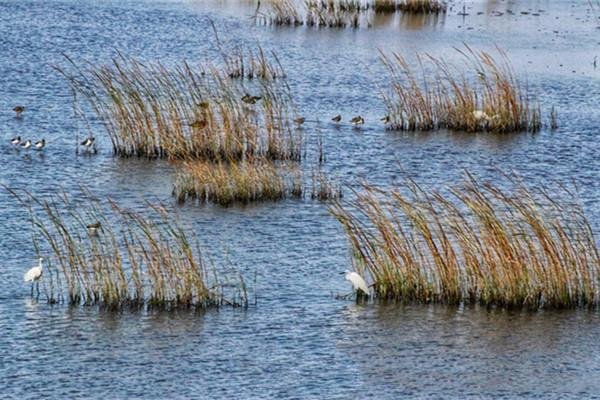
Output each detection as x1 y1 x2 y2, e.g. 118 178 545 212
9 187 247 309
332 173 600 309
380 46 541 133
260 0 446 28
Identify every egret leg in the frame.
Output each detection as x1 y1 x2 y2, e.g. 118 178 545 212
36 281 40 297
30 283 34 297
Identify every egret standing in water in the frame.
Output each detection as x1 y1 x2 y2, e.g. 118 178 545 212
24 258 44 297
343 270 369 296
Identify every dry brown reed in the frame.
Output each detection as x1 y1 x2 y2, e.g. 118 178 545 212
332 173 600 309
57 54 301 161
380 46 541 133
397 0 446 13
311 168 343 201
173 158 303 206
7 187 247 309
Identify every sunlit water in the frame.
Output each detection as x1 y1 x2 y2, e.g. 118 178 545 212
1 0 600 398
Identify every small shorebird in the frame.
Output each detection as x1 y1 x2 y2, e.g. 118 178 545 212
10 136 21 145
20 140 31 150
13 105 25 118
24 257 44 297
294 117 305 125
350 115 365 125
87 221 102 236
81 136 95 148
34 139 45 150
189 119 207 129
241 94 261 104
331 114 342 123
380 115 391 124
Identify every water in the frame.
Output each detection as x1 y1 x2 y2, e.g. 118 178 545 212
1 0 600 398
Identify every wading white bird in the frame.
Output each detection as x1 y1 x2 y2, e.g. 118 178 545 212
34 138 45 150
20 139 31 150
344 270 369 296
10 136 21 145
24 257 44 296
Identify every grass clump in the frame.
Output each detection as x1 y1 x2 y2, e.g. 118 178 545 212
173 158 303 206
58 54 301 161
397 0 446 14
8 187 247 310
331 173 600 309
380 46 541 133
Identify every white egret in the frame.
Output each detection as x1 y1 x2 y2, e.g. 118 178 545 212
344 270 369 296
24 257 44 296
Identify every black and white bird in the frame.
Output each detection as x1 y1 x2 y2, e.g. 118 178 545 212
34 139 45 150
10 136 21 145
87 221 102 236
20 140 31 150
331 114 342 123
81 136 95 147
24 257 44 297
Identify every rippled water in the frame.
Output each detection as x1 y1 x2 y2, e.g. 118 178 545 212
1 0 600 398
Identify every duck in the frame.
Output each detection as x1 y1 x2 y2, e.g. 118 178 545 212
13 105 25 118
10 136 21 145
34 139 45 150
331 114 342 123
20 140 31 150
350 115 365 125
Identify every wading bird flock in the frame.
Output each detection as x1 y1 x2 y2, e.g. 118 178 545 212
13 97 374 300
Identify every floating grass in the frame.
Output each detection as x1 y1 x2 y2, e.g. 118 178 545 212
332 173 600 309
57 53 301 161
7 187 247 310
380 46 542 133
173 158 303 206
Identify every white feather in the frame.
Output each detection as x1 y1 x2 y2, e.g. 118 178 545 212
344 270 369 295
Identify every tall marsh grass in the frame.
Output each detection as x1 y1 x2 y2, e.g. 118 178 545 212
173 158 303 206
58 54 301 161
380 46 541 132
332 174 600 309
8 187 247 309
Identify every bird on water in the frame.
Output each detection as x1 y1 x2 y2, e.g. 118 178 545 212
20 140 31 150
13 105 25 118
24 258 44 297
350 115 365 126
87 221 102 236
294 117 305 125
343 270 369 296
331 114 342 123
10 136 21 145
34 139 45 150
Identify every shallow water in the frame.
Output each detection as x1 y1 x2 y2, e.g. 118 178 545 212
1 0 600 398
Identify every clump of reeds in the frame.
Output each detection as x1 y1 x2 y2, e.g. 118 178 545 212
372 0 398 13
173 158 303 206
311 169 343 201
57 54 301 161
397 0 446 13
269 0 304 25
305 0 362 27
222 44 286 80
7 187 247 310
380 46 541 133
332 173 600 309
